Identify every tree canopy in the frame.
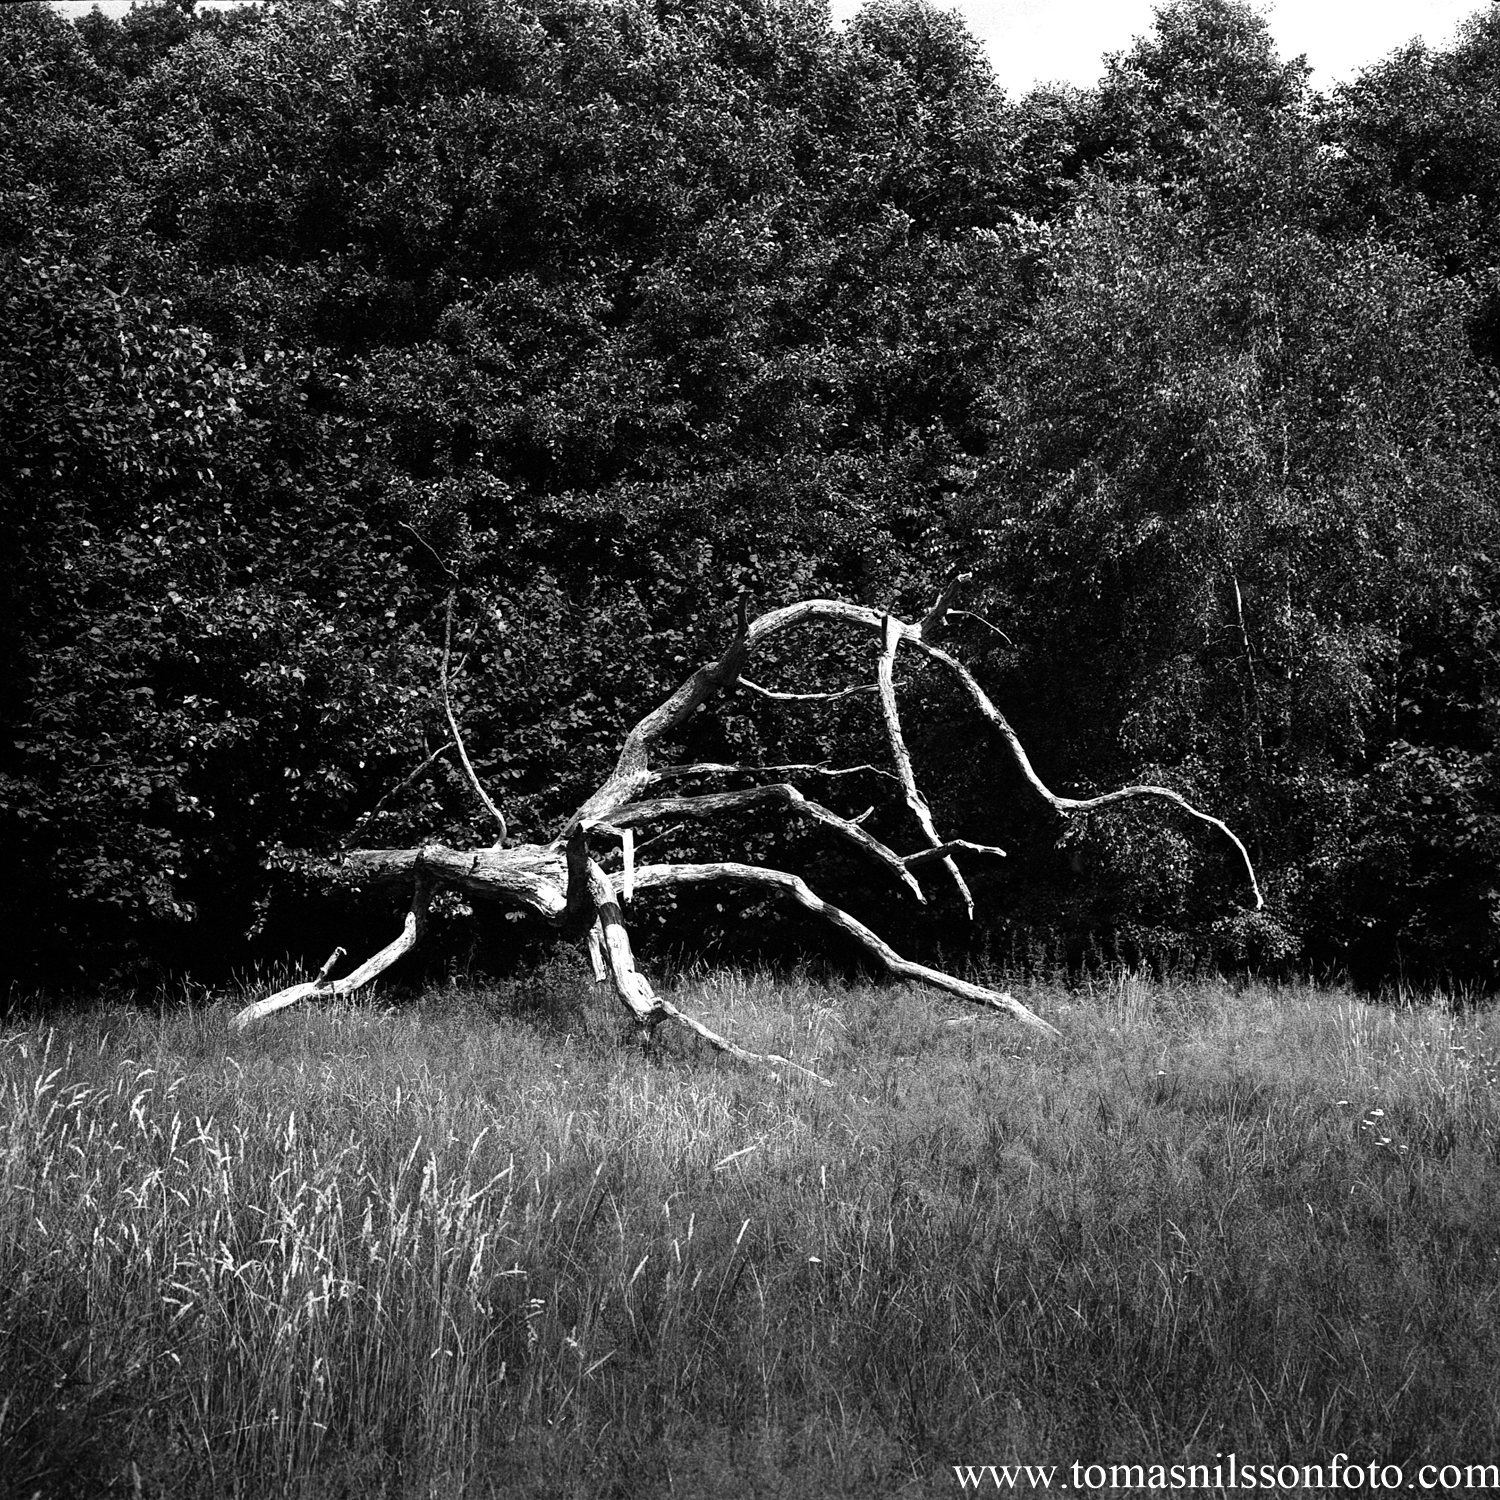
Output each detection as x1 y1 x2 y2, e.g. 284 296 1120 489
3 0 1497 991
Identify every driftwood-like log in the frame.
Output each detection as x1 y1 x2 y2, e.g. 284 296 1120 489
231 873 430 1031
232 582 1265 1071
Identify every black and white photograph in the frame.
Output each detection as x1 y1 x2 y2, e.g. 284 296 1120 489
2 0 1498 1493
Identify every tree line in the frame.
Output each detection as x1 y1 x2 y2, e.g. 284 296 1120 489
2 0 1497 991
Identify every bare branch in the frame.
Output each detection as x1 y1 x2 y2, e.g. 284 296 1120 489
916 569 973 639
402 593 1260 906
737 678 884 703
571 827 832 1083
610 784 925 900
948 610 1015 647
584 851 661 1025
566 598 928 830
442 592 507 842
654 995 833 1088
627 861 1059 1037
402 521 459 581
231 875 429 1031
911 638 1265 909
903 839 1008 867
878 611 975 917
312 945 347 982
342 740 455 846
617 593 1257 906
631 821 688 857
649 761 900 784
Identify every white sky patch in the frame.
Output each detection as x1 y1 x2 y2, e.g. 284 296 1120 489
52 1 257 17
51 0 1487 96
827 0 1483 95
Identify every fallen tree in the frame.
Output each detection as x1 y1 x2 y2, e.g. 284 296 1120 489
231 579 1263 1078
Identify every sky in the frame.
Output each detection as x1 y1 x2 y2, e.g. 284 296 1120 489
50 0 1489 95
828 0 1485 94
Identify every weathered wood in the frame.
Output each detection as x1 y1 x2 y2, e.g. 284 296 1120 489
877 610 973 917
903 839 1007 867
343 843 569 915
627 861 1058 1038
235 580 1264 1073
231 875 430 1031
909 637 1266 909
611 784 925 900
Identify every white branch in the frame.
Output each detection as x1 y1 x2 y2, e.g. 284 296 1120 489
916 569 973 639
654 996 833 1088
231 874 430 1031
610 784 925 900
626 861 1059 1038
878 611 974 918
903 839 1008 867
442 592 507 842
583 853 660 1025
649 761 901 784
947 610 1015 647
911 638 1265 909
737 678 883 702
569 590 1259 907
569 827 831 1083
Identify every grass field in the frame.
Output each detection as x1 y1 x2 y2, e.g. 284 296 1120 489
2 966 1498 1499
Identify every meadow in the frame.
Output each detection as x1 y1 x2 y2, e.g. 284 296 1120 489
2 966 1497 1499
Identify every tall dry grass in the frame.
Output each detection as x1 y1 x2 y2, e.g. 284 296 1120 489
2 967 1497 1498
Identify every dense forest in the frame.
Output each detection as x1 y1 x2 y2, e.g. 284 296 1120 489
3 0 1497 994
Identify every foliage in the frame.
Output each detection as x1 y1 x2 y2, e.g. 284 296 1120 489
965 173 1498 974
2 0 1499 986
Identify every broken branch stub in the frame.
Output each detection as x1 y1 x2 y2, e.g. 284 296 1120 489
233 585 1264 1070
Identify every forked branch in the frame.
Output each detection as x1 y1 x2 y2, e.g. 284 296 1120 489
567 826 832 1083
611 784 925 900
237 578 1261 1075
878 611 974 917
910 637 1265 909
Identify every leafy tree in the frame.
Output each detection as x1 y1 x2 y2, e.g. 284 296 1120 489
0 232 447 980
967 169 1498 974
1073 0 1312 203
1328 5 1500 276
4 0 1496 989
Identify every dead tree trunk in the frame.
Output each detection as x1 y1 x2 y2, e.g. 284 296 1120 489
232 580 1263 1074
